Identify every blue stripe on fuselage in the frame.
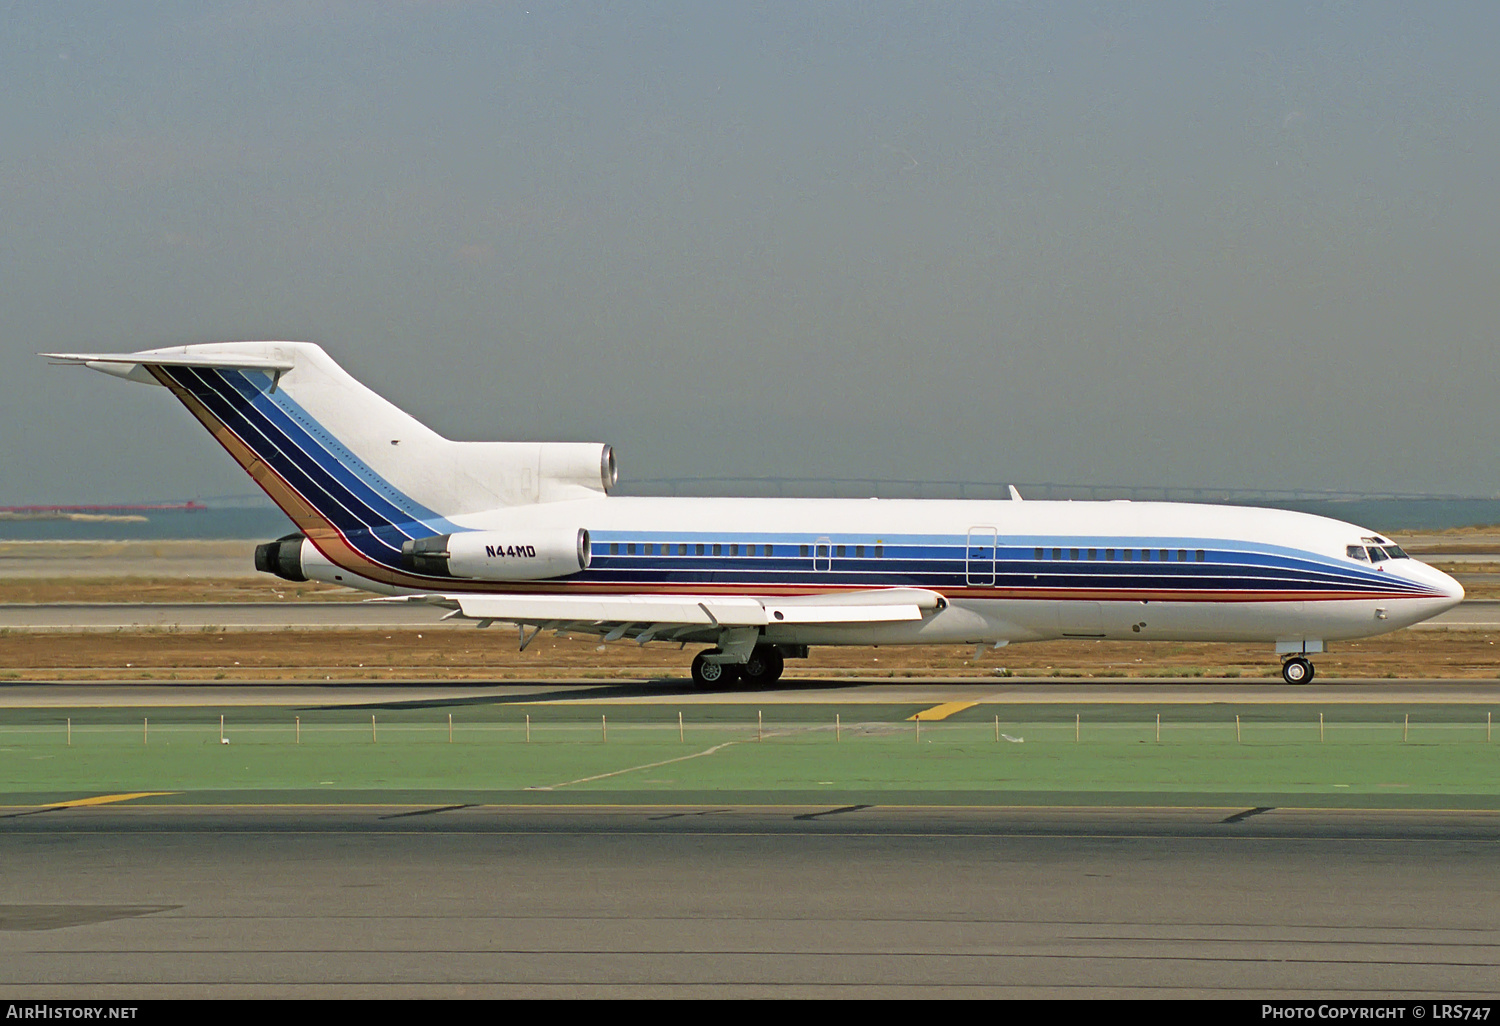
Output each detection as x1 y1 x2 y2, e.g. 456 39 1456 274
575 535 1430 595
167 367 456 567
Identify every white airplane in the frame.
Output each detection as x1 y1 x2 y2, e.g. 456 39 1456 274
45 341 1464 686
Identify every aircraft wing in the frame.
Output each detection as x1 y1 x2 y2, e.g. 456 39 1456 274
391 588 945 644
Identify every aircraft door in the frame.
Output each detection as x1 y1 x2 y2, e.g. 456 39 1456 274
814 537 832 571
965 527 997 586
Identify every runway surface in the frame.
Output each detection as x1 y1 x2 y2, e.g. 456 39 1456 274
3 558 1494 993
2 805 1497 998
4 683 1497 996
1 599 1497 629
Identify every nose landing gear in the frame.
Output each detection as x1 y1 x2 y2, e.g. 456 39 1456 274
1281 656 1315 685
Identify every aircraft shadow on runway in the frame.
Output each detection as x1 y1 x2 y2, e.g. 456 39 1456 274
307 677 871 711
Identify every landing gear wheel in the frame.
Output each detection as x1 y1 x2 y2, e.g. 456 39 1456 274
691 650 740 688
1281 657 1314 685
740 646 785 686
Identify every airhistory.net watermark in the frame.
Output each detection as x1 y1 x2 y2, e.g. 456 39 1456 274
5 1007 137 1020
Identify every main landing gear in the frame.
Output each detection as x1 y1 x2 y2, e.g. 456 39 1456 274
741 646 785 686
690 645 786 689
690 651 736 687
1281 656 1315 685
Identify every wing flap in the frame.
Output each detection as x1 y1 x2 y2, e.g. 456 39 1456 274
764 603 923 624
390 587 942 633
449 594 767 626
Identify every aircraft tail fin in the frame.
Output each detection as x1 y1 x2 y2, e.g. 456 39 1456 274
43 343 616 549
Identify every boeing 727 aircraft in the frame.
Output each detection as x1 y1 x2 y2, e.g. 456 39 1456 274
45 342 1464 686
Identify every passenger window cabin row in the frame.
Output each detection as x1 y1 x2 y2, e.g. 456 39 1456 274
606 543 886 558
603 542 1209 562
1033 547 1206 562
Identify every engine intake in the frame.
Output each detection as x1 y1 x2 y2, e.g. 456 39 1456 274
254 533 308 582
402 528 591 581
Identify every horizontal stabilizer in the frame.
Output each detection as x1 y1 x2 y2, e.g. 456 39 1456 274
42 351 297 370
43 350 297 387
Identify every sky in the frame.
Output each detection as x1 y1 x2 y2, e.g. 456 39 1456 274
3 1 1499 503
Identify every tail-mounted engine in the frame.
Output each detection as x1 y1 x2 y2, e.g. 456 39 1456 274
402 528 591 581
254 532 308 582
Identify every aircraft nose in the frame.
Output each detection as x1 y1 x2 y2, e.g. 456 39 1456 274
1415 562 1465 608
1440 567 1466 605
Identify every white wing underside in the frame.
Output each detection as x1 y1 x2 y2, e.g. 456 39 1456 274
389 588 945 643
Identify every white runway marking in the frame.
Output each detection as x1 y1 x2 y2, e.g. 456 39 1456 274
546 740 744 790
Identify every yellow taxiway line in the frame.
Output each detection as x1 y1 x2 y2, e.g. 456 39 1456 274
45 792 179 809
908 701 978 722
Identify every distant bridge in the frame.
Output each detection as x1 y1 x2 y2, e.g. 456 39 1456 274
615 477 1492 504
0 501 207 513
125 485 1499 508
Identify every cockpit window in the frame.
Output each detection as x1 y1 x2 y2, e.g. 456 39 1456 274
1354 537 1410 562
1347 545 1370 561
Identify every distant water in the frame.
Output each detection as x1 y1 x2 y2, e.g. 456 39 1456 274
1 498 1497 542
0 508 296 541
1246 499 1500 533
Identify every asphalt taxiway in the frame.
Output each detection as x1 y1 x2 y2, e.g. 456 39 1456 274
4 680 1496 996
2 805 1497 998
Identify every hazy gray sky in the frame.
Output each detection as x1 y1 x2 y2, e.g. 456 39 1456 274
4 2 1498 502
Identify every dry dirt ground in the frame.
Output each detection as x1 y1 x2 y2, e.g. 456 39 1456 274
0 628 1495 682
0 576 355 604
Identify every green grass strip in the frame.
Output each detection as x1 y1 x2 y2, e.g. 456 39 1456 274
1 703 1496 806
